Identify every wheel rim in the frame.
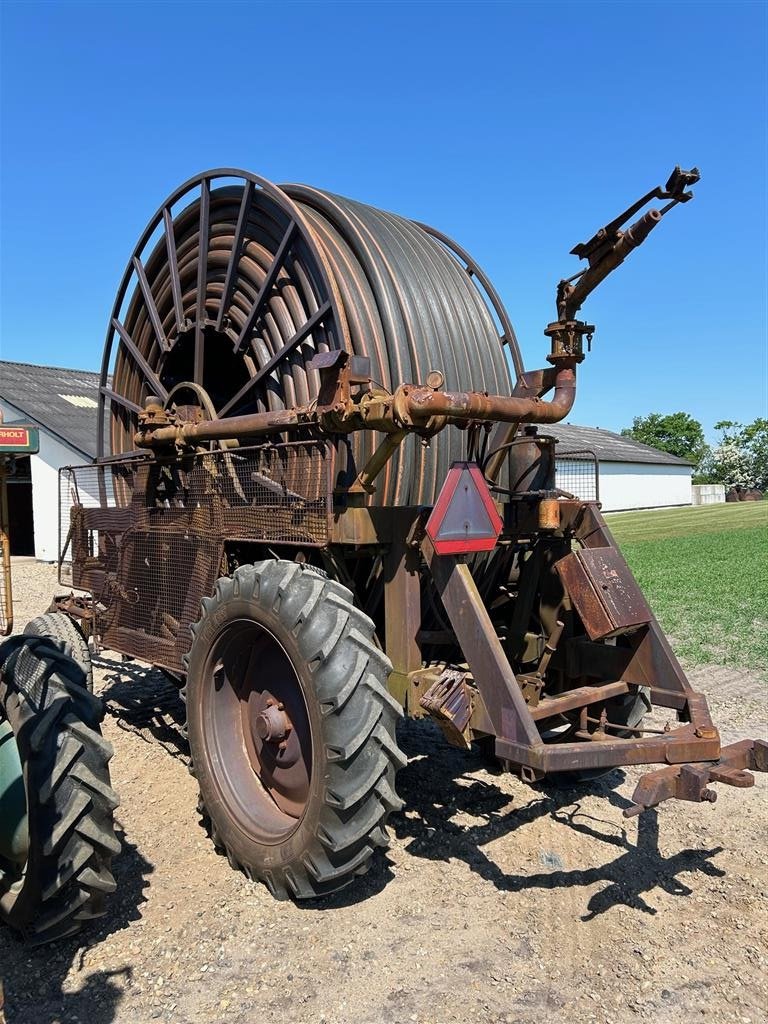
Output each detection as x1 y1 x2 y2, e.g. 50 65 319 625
200 619 312 844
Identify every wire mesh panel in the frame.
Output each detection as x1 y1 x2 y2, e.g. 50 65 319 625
59 443 333 671
555 449 600 503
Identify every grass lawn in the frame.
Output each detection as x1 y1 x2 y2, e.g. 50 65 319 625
605 502 768 675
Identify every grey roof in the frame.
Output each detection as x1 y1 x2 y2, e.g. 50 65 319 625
0 359 693 468
546 423 694 466
0 361 102 460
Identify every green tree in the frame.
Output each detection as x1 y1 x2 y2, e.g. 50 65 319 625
621 412 709 467
705 418 768 490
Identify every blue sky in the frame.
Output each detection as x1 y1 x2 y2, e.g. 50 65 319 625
1 1 765 439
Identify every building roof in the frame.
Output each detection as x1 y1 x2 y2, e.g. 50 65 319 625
0 359 693 468
0 361 102 460
546 422 694 466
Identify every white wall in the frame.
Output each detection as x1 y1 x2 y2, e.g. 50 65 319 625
597 461 692 512
692 483 725 506
0 398 89 561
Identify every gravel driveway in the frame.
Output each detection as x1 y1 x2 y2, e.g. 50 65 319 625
2 558 766 1024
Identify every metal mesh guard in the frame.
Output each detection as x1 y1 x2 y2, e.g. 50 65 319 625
59 443 332 671
555 449 599 503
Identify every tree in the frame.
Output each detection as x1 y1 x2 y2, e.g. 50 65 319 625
621 412 709 468
703 419 768 490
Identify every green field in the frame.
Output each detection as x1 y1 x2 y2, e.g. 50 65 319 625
605 502 768 674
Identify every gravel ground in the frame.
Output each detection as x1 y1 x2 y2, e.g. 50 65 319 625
2 558 767 1024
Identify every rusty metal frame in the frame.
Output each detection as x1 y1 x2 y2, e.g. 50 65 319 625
412 496 766 808
422 528 721 774
61 163 768 814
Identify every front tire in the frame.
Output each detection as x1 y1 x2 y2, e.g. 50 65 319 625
24 612 93 693
0 636 119 945
184 561 405 899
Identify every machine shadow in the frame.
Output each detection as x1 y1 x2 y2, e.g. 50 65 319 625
87 656 726 924
384 717 725 918
94 655 189 762
1 824 153 1024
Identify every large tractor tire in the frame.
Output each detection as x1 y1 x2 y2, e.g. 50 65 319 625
0 635 119 945
24 612 93 693
184 560 405 899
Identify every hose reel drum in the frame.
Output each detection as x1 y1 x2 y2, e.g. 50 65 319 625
99 170 522 506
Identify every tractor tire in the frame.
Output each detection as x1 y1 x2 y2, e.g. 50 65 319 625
0 635 119 945
24 612 93 693
184 560 405 900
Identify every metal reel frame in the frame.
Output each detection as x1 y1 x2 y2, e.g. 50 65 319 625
97 168 351 460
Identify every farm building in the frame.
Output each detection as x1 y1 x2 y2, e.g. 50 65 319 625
0 362 103 560
0 360 693 561
549 422 694 512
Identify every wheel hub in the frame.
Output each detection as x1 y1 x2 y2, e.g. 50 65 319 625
253 699 291 743
204 621 313 843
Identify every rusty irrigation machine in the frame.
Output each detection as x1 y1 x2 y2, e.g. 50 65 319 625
6 164 766 937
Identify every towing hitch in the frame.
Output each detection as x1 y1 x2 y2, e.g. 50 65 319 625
624 738 768 817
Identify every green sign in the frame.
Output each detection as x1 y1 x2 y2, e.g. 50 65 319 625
0 424 40 456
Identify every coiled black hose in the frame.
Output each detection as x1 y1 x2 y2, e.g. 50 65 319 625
105 171 517 505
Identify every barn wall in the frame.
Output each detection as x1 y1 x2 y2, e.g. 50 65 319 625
598 462 692 512
0 398 88 561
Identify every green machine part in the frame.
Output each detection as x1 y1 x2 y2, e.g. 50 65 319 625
0 717 28 863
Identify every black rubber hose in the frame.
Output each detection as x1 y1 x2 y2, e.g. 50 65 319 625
109 175 514 506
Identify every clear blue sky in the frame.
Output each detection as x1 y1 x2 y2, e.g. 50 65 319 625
1 1 765 439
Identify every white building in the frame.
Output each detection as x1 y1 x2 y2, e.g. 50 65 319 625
0 360 693 560
0 361 101 561
549 423 693 512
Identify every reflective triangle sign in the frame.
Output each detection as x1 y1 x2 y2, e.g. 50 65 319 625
426 462 503 555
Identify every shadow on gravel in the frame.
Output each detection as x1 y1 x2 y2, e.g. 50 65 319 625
95 656 189 763
83 659 727 928
390 718 726 919
1 824 153 1024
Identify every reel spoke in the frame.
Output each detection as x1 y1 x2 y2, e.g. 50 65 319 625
233 219 298 354
132 256 170 353
194 178 211 386
216 180 255 333
162 205 185 333
218 300 332 418
112 318 169 402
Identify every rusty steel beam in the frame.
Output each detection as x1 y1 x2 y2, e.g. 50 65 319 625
529 681 629 721
422 536 541 748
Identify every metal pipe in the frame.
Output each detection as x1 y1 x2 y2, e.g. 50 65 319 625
135 364 576 449
563 209 662 318
353 430 408 493
135 408 304 448
402 364 576 426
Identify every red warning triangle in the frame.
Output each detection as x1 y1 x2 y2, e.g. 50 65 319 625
426 462 503 555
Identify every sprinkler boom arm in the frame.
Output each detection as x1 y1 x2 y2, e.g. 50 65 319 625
556 164 700 323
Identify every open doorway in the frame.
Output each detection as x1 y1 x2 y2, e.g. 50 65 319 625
6 456 34 555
